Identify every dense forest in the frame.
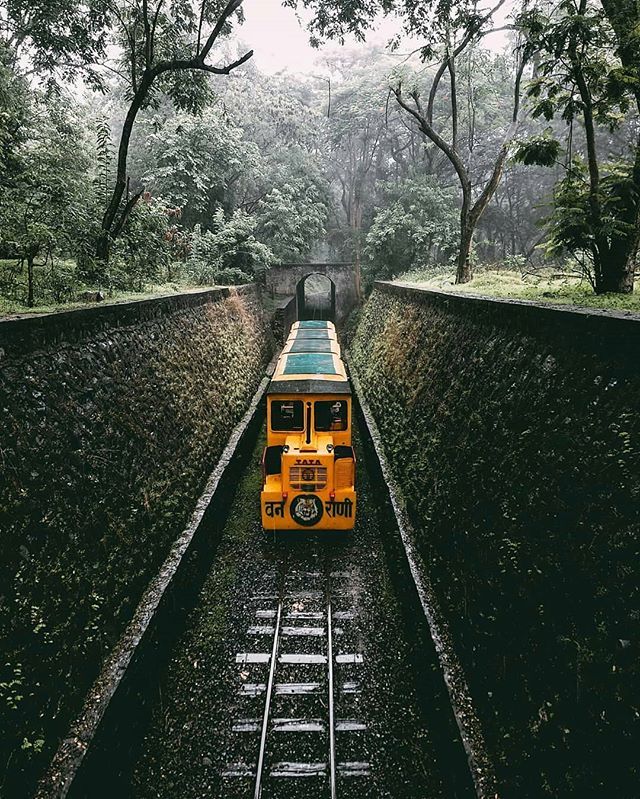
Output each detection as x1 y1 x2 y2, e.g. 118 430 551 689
0 0 638 311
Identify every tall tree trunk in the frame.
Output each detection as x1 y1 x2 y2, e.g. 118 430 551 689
351 192 363 300
595 262 635 294
457 219 474 284
27 254 34 307
455 185 474 284
571 0 637 293
96 77 152 262
597 0 640 293
594 227 637 294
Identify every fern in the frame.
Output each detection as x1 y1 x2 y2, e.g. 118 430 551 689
94 118 113 210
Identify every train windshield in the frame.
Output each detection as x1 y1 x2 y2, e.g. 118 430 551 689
314 400 348 432
271 400 304 431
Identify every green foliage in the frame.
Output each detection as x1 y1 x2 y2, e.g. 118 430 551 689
285 0 491 55
516 0 640 291
135 107 259 228
187 211 274 285
0 0 109 86
518 2 625 128
541 158 638 283
94 117 113 210
364 178 459 283
108 200 172 291
0 45 30 181
131 72 331 268
512 134 562 167
159 69 213 115
111 0 243 113
255 149 329 262
0 94 93 304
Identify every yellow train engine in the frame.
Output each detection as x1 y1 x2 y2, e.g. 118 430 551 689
261 321 356 531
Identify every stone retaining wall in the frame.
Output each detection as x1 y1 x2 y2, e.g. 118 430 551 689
0 287 272 797
351 282 640 798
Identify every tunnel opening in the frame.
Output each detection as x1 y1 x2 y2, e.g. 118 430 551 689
296 272 336 322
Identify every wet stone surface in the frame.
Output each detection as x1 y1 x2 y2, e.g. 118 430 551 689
130 425 461 798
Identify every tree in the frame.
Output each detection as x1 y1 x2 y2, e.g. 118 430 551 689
0 44 30 182
389 7 529 284
328 65 388 294
364 176 459 283
514 0 640 293
132 105 260 229
256 150 330 261
0 0 109 84
0 98 92 306
188 209 274 284
128 72 331 262
289 0 529 284
95 0 253 261
216 67 332 258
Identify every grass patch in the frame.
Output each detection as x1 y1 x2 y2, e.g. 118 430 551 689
395 268 640 313
0 257 236 318
0 278 222 318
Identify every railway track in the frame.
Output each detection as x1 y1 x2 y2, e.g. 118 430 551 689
223 561 370 798
66 415 474 799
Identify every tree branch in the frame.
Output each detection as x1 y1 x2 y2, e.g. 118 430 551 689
113 189 144 239
198 0 244 61
196 0 207 53
155 49 253 77
142 0 151 68
470 50 527 223
448 54 458 151
112 5 139 91
150 0 164 62
427 0 508 124
394 84 470 192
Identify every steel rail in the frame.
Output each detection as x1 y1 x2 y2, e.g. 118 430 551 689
327 578 337 799
253 598 283 799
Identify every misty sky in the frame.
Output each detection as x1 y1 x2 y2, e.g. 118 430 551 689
237 0 514 75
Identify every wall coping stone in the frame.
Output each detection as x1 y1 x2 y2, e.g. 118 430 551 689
0 285 257 360
377 281 640 358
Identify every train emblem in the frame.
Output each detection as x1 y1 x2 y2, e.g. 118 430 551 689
290 494 324 526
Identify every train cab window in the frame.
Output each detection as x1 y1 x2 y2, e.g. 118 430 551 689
315 400 348 432
271 400 304 431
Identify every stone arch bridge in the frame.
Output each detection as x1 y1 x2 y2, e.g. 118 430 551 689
264 262 359 337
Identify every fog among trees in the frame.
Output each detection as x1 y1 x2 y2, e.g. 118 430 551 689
1 0 639 309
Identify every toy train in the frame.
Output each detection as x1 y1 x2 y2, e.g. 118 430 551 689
260 321 356 531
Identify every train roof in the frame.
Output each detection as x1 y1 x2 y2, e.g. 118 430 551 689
282 337 341 355
291 320 336 331
288 329 337 341
268 349 350 395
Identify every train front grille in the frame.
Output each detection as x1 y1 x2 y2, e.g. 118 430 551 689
289 465 328 491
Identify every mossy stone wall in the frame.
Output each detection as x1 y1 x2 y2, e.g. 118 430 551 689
0 287 272 796
352 282 640 797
